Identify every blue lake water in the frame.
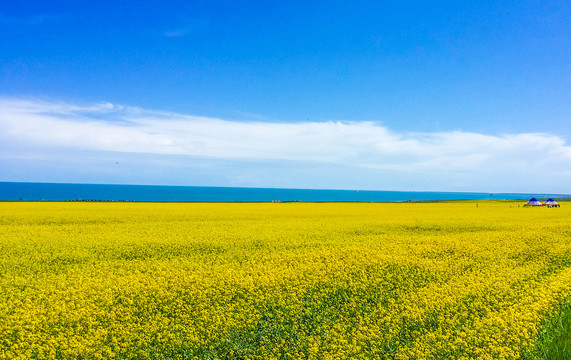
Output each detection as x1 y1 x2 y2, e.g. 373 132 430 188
0 182 564 202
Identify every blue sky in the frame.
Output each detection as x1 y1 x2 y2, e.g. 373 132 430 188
1 1 570 192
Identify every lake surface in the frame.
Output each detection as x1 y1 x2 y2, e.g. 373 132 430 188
0 182 563 202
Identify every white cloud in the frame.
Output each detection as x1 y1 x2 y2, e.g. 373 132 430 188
1 97 570 192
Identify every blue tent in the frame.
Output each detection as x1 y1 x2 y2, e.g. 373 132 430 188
524 197 543 206
544 198 560 207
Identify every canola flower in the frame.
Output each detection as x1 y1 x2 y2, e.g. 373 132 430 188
1 201 570 359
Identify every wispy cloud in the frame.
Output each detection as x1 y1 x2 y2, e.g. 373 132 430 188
0 13 66 26
163 18 209 38
164 28 190 37
1 97 570 191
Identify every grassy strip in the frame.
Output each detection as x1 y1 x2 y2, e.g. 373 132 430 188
525 299 571 359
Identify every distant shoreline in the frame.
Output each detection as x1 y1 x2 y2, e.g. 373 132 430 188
1 182 568 203
1 199 570 205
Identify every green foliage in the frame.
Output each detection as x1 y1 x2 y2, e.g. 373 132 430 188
525 299 571 360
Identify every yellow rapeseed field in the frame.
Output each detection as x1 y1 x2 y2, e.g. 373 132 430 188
1 201 571 359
